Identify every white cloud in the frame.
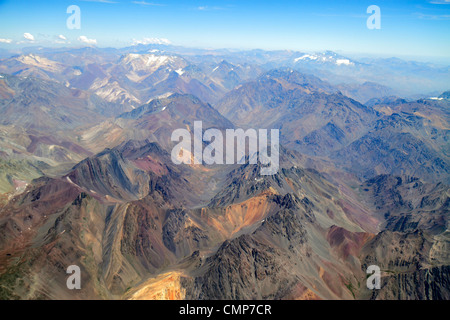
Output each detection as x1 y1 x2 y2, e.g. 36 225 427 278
23 33 35 41
55 35 70 44
336 59 354 66
132 37 171 45
417 13 450 20
428 0 450 4
132 1 164 6
78 35 97 45
197 6 225 11
0 38 12 44
80 0 118 3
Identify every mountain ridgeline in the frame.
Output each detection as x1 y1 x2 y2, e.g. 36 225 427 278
0 47 449 300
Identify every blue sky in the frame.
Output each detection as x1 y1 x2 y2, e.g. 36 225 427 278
0 0 449 60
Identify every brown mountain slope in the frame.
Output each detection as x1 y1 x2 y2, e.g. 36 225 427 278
214 69 378 156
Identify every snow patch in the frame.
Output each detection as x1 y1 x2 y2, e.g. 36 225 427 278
294 54 318 62
146 54 169 66
336 59 353 66
128 53 141 60
145 92 173 104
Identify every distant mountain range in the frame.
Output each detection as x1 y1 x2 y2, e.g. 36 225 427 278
0 45 449 300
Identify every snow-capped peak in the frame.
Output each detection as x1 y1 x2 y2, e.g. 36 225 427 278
294 52 354 66
294 54 318 62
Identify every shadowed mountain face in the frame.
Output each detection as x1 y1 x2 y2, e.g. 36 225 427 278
336 82 395 104
215 69 338 125
215 69 379 156
215 69 450 183
180 162 379 300
66 140 208 205
352 174 450 300
81 93 234 154
332 102 450 183
0 47 449 300
0 144 379 299
0 139 214 298
360 175 449 234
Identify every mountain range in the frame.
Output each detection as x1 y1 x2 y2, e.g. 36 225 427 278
0 45 449 300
